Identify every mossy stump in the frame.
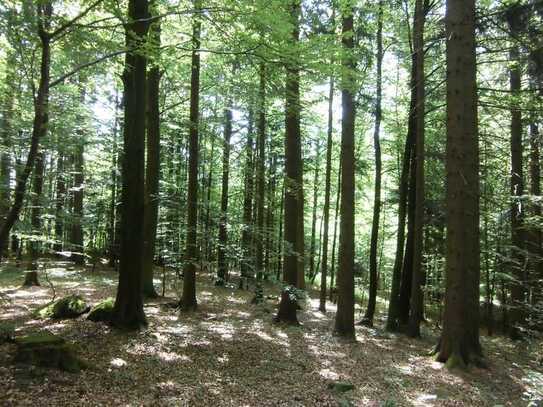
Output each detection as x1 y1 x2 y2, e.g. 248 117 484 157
87 297 115 322
14 332 83 373
274 286 299 325
36 295 90 319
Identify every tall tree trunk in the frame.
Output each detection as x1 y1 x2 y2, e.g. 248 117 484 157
54 154 66 253
277 0 303 324
507 6 526 337
217 77 233 285
113 0 150 329
436 0 482 368
309 144 320 281
241 108 255 281
27 151 45 276
361 1 383 327
398 151 416 324
142 13 161 298
407 0 426 338
255 63 267 281
71 124 85 265
0 3 52 257
319 73 334 312
180 0 202 311
329 160 341 300
529 120 542 305
264 151 277 277
107 92 120 268
334 6 356 339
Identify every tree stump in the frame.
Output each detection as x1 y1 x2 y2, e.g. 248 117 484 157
14 332 83 373
23 271 40 287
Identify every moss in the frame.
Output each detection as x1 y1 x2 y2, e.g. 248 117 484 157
14 331 84 373
35 295 89 320
87 297 115 322
328 381 355 393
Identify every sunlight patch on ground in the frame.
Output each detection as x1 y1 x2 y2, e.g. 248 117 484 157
319 368 339 380
204 321 235 340
110 357 127 367
413 392 438 406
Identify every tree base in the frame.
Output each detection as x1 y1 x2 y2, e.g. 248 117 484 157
274 288 299 325
23 271 40 287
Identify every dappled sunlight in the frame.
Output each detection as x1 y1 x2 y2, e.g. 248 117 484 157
110 357 128 367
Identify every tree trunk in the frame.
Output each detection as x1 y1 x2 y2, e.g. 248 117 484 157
361 2 383 327
180 0 202 311
217 75 233 285
309 144 320 281
329 160 341 300
71 127 84 265
334 7 356 339
54 154 66 253
255 63 267 281
107 92 120 268
277 0 303 323
142 13 161 298
436 0 482 368
319 73 334 313
407 0 426 338
241 108 255 281
113 0 150 329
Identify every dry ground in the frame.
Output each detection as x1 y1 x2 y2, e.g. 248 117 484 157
0 260 542 406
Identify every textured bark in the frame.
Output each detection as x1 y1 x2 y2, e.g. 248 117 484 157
319 74 334 313
407 0 426 338
180 0 202 311
281 0 302 288
329 160 341 300
142 13 161 298
361 2 383 327
436 0 482 367
107 93 120 268
278 0 303 322
113 0 150 329
255 63 267 281
28 151 45 270
334 7 356 339
217 78 233 284
529 121 542 305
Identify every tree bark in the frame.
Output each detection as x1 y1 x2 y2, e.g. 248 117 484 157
142 12 161 298
407 0 426 338
255 63 267 281
436 0 482 368
113 0 150 329
180 0 202 311
334 6 356 339
241 108 255 281
217 73 233 285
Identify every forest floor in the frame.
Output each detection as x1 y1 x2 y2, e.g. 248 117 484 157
0 260 542 406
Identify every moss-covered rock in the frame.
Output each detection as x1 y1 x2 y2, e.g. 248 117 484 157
14 331 84 373
36 295 90 320
87 297 115 322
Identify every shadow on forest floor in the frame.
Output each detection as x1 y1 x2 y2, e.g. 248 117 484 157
0 259 542 406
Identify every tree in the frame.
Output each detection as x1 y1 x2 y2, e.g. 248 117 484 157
180 0 202 311
436 0 482 368
255 63 267 281
217 65 234 285
361 1 383 327
276 0 303 324
112 0 150 329
142 9 161 298
334 1 356 339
